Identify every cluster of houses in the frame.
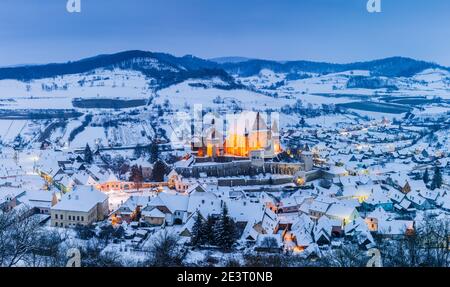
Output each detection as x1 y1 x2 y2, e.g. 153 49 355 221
36 149 156 193
0 114 449 257
105 164 448 253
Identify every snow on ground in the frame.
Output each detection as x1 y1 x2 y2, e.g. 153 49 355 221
297 94 356 105
410 68 450 91
349 109 404 121
243 68 450 104
4 97 74 110
105 122 150 147
70 126 108 149
0 69 150 110
60 120 82 143
155 79 294 110
279 114 302 129
0 120 28 142
415 105 450 116
305 115 355 128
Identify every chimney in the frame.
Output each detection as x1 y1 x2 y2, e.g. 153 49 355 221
51 192 58 206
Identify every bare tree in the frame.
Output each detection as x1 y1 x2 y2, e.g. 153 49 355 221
259 237 279 250
24 229 67 267
0 209 42 267
318 244 368 267
64 238 123 267
145 231 184 267
417 213 450 267
378 213 450 267
377 234 421 267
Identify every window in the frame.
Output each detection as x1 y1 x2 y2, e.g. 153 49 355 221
68 216 71 220
61 215 64 220
77 216 80 221
55 214 58 219
81 216 84 221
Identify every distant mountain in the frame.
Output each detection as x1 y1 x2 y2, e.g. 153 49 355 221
210 57 254 64
0 50 242 90
220 57 450 78
0 51 447 91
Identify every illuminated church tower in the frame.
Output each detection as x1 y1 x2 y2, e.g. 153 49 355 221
267 117 281 156
194 117 223 158
194 111 281 159
225 111 281 158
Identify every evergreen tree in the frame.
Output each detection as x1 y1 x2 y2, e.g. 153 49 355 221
431 166 443 190
84 143 93 164
214 204 237 251
129 164 137 181
139 165 144 180
300 117 306 128
113 226 125 239
134 144 143 158
152 160 166 182
190 211 205 247
129 165 144 190
149 140 159 163
202 215 216 246
423 168 430 184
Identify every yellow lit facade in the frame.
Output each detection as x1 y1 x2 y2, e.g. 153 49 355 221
224 111 281 158
196 111 281 158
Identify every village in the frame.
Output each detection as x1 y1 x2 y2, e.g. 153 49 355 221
1 104 450 267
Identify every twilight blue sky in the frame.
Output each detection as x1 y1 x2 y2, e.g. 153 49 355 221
0 0 449 66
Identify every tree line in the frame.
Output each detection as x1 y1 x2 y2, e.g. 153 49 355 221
190 204 238 252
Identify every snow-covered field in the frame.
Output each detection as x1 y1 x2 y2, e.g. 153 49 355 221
155 79 295 110
1 61 450 268
0 69 150 110
70 126 108 149
305 115 355 128
0 120 27 141
0 64 448 149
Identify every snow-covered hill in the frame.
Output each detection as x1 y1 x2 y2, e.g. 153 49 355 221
0 50 449 112
0 51 449 150
0 69 150 110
